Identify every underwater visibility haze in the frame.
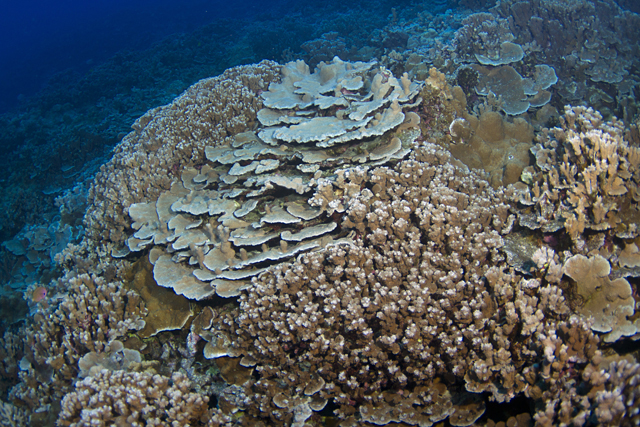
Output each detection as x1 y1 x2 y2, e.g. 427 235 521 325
1 0 640 425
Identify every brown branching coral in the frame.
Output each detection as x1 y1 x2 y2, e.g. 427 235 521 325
57 371 212 426
0 400 28 427
0 331 24 399
534 355 640 427
7 272 146 421
53 273 147 354
211 140 598 425
515 105 640 241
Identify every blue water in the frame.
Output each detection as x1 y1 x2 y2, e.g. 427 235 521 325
0 0 280 113
0 0 443 114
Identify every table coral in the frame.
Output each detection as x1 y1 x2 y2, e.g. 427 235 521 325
120 58 423 300
77 61 282 271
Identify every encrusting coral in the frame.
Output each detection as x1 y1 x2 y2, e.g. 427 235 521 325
416 68 535 188
562 254 636 343
77 340 142 378
472 63 557 116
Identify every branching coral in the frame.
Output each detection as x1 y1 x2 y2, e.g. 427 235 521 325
534 356 640 427
57 371 211 426
0 400 28 427
515 105 640 240
7 272 146 421
210 140 600 425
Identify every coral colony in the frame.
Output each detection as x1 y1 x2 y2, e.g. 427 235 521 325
1 0 640 426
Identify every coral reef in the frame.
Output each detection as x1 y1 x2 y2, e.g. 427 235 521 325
208 138 617 425
385 0 640 124
79 61 281 270
0 4 639 420
0 0 399 246
57 371 211 426
120 58 422 300
563 254 636 343
6 272 146 421
534 355 640 427
490 0 640 117
0 400 28 427
449 110 534 186
514 105 640 240
418 68 535 187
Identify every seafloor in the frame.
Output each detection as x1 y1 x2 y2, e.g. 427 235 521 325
1 0 640 426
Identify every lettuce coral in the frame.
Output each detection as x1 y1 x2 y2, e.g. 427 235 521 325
563 254 636 343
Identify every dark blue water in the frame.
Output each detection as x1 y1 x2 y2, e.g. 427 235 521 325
0 0 438 114
0 0 280 113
